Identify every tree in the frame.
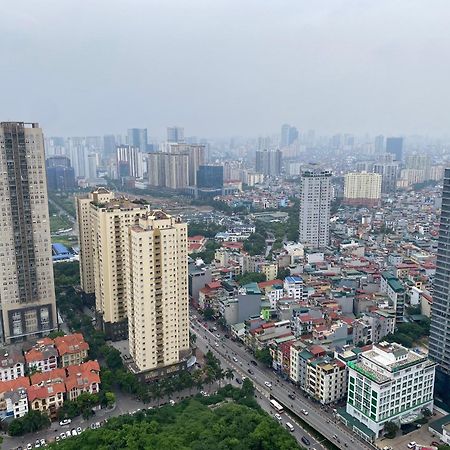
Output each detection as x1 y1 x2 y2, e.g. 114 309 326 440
255 347 273 367
203 307 215 321
8 410 50 436
225 369 234 383
384 421 398 438
236 272 266 286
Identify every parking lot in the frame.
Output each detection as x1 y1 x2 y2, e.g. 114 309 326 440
375 413 444 450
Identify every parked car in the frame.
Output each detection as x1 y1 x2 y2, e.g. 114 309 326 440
288 394 295 400
236 378 242 384
59 419 71 426
248 369 254 375
250 360 258 366
301 436 310 446
264 381 272 388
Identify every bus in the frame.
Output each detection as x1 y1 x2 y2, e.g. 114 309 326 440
270 399 284 413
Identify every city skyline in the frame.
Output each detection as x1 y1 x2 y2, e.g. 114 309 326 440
3 1 450 137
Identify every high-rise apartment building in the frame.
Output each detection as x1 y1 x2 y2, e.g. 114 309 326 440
125 211 189 377
46 156 76 191
146 152 190 189
280 124 298 148
372 162 399 193
386 137 403 161
116 145 141 178
76 188 148 340
298 169 332 248
167 126 184 143
430 168 450 401
344 172 382 207
0 122 57 343
374 135 385 154
255 149 282 176
127 128 148 153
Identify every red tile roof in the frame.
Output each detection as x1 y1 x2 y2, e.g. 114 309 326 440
0 376 30 394
30 368 66 386
54 333 89 356
27 382 66 402
258 279 283 290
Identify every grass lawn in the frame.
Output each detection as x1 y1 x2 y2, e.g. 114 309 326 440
50 214 73 233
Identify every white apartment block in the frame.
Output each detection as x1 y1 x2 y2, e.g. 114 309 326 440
5 389 28 419
76 188 148 340
344 342 435 440
125 211 190 377
0 122 57 343
284 276 307 300
298 169 332 248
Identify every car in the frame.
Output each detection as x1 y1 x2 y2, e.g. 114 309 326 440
34 440 40 448
60 432 67 439
235 378 242 384
65 431 71 437
71 428 77 436
215 342 219 347
59 418 72 426
76 427 82 434
90 423 96 430
26 445 32 450
407 443 417 449
248 369 254 375
242 376 247 381
95 422 101 428
55 436 60 442
288 394 295 400
274 413 282 421
264 381 272 388
232 357 238 362
216 334 221 339
40 439 46 446
250 360 258 366
169 399 176 406
301 409 309 416
301 436 311 446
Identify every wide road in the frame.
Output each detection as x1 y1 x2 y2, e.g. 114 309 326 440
190 314 374 450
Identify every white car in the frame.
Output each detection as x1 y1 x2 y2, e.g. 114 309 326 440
264 381 272 388
407 443 417 449
76 427 82 434
274 413 282 421
59 418 72 426
301 409 309 416
232 357 238 362
215 342 219 347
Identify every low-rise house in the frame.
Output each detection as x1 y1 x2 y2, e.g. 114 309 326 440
65 361 100 401
24 338 58 373
0 377 30 419
27 382 65 418
0 348 25 381
54 333 89 367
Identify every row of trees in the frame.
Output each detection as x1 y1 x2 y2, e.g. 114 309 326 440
8 410 50 436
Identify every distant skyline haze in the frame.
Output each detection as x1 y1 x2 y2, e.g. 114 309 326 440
2 0 450 138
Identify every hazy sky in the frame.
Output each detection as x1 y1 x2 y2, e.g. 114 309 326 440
2 0 450 138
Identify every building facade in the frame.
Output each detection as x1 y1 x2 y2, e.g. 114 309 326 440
125 211 190 378
0 122 57 343
76 188 148 340
430 168 450 403
344 172 382 207
344 342 435 440
298 169 332 248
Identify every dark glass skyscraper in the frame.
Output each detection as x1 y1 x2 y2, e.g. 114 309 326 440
386 137 403 161
197 165 224 189
430 168 450 405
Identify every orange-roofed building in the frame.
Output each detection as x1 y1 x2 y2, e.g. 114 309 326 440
24 339 58 373
65 361 100 401
27 382 65 417
54 333 89 367
30 368 66 386
0 376 30 419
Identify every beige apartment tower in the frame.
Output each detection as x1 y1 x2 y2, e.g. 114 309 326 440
0 122 57 343
76 188 147 340
125 211 189 377
344 172 382 207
